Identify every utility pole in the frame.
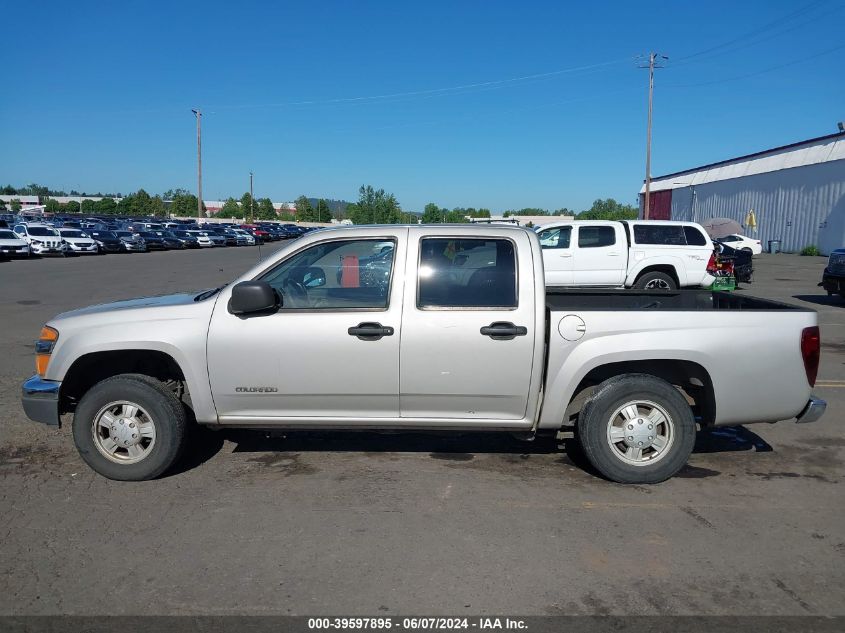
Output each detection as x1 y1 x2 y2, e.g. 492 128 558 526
249 171 254 223
639 53 667 220
191 109 203 219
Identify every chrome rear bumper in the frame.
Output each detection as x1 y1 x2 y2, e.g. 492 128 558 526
796 397 827 424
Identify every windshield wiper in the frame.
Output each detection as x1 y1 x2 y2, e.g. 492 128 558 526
194 285 226 301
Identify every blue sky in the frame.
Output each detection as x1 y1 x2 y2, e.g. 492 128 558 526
2 0 843 212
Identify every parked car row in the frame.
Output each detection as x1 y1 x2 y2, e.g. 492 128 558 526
0 216 317 259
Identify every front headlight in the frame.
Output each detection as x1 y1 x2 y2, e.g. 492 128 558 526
35 326 59 377
32 239 42 245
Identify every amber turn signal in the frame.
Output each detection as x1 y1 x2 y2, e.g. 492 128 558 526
35 326 59 377
39 326 59 342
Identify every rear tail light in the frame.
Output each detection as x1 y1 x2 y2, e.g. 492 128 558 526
706 252 717 273
800 326 820 387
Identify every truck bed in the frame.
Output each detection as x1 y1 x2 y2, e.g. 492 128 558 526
545 288 810 312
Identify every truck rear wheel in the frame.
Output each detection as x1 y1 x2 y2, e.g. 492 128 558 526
72 374 187 481
634 271 677 290
576 374 696 484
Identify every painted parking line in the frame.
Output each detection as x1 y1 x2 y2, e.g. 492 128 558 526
814 381 845 388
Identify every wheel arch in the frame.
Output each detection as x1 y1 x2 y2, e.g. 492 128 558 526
631 265 680 288
60 349 188 416
546 358 716 430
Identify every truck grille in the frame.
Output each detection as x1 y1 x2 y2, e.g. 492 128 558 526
829 253 845 275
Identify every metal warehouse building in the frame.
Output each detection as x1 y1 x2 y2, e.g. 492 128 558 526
639 130 845 255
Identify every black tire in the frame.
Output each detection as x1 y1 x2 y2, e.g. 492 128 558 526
72 374 187 481
742 247 753 254
576 374 696 484
634 271 677 290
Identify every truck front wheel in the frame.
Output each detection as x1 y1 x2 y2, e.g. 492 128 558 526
576 374 696 484
72 374 187 481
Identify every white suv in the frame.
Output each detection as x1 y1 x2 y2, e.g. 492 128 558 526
13 223 66 256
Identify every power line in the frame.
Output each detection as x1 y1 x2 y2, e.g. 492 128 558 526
673 0 832 63
672 2 845 69
664 43 845 88
205 57 630 111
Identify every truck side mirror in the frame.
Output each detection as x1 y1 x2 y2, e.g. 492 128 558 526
228 281 280 316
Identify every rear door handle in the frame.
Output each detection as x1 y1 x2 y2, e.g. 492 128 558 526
558 252 572 258
348 322 394 340
480 322 528 340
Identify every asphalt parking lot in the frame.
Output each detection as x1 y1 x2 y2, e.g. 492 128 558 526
0 247 843 616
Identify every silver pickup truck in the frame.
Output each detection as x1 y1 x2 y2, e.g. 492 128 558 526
21 225 826 484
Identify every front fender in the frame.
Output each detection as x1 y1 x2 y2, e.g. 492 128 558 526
43 303 218 423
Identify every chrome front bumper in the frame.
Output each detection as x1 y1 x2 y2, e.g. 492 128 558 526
21 375 61 426
796 397 827 424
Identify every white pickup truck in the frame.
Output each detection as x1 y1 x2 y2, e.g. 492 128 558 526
537 220 715 289
21 224 825 484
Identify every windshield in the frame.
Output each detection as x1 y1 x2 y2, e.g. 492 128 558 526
115 231 133 238
92 232 117 239
28 227 58 237
0 230 18 239
60 230 86 238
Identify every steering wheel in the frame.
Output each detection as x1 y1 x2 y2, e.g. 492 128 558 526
282 278 308 307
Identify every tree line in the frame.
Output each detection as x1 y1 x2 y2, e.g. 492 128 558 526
1 181 638 223
418 199 636 224
1 183 121 198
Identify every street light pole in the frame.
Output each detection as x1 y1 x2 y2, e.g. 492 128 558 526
249 171 254 223
191 109 203 219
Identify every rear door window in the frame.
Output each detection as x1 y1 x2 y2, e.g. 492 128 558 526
577 226 616 248
418 238 517 309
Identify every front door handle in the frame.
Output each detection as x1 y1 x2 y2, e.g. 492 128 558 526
348 322 394 340
480 321 528 341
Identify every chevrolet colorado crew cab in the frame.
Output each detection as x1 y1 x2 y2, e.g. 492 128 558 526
537 220 715 290
21 225 826 483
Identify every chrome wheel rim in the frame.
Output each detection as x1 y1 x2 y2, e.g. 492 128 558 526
92 400 156 464
606 400 674 466
644 278 671 290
